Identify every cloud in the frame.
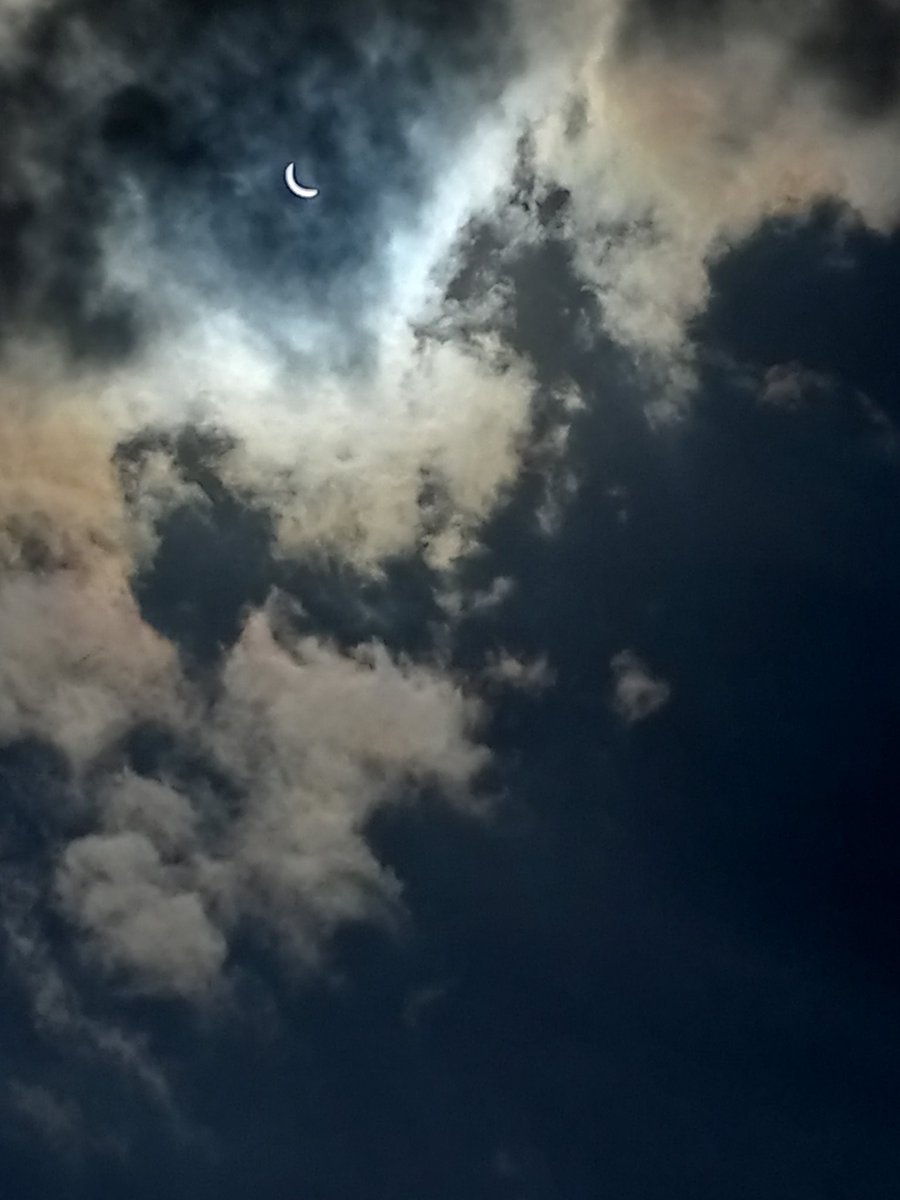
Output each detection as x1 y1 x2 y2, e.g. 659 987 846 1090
524 0 900 381
2 0 897 1116
0 358 496 1025
402 980 450 1030
0 0 547 1032
438 575 516 622
0 888 173 1104
610 649 671 723
0 562 495 1133
57 830 228 997
0 388 128 573
760 361 836 410
0 0 536 1062
0 571 181 767
0 0 518 353
1 598 487 1004
481 651 555 693
6 0 900 418
0 0 558 575
754 360 896 450
7 1082 86 1154
190 610 488 971
205 330 538 570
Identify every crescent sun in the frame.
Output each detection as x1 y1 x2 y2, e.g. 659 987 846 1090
284 162 319 199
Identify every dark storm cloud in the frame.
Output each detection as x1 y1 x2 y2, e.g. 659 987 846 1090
0 0 515 359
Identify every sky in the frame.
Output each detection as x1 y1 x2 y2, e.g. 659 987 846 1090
0 0 899 1196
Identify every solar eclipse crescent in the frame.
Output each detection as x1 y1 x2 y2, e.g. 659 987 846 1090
284 162 319 198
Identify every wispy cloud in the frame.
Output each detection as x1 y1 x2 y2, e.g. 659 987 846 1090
610 649 671 724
